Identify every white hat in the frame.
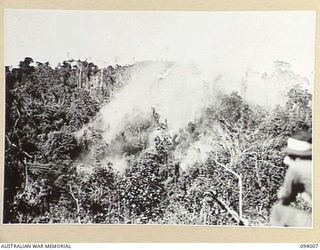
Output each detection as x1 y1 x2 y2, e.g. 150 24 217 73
282 131 312 156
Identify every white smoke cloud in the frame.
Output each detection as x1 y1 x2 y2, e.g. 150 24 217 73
99 61 221 144
109 156 128 175
178 135 216 171
75 60 311 174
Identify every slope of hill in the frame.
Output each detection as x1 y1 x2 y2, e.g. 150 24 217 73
4 58 312 225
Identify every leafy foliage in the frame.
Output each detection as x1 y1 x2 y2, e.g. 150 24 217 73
4 58 312 225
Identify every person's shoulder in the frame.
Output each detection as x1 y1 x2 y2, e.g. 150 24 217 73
291 159 312 174
294 159 312 167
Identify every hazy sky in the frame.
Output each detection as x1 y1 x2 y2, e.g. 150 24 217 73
5 10 316 78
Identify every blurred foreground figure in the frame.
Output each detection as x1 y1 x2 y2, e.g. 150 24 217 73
270 131 312 227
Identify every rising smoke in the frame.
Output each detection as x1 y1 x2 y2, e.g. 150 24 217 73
75 60 311 173
98 61 220 143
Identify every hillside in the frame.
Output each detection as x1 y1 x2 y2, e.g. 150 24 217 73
4 58 312 225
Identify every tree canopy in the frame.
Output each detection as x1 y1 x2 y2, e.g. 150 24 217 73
4 58 312 225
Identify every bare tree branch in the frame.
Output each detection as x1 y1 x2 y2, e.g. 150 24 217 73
69 184 81 224
211 157 244 221
214 196 248 226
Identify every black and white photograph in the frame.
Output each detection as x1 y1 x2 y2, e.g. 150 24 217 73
4 10 315 226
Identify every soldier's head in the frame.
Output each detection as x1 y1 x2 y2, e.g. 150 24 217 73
282 130 312 164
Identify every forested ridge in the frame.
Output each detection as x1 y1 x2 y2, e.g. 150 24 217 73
4 57 312 225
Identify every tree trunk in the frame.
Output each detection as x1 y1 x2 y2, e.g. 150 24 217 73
212 157 244 223
24 160 29 190
69 184 81 224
